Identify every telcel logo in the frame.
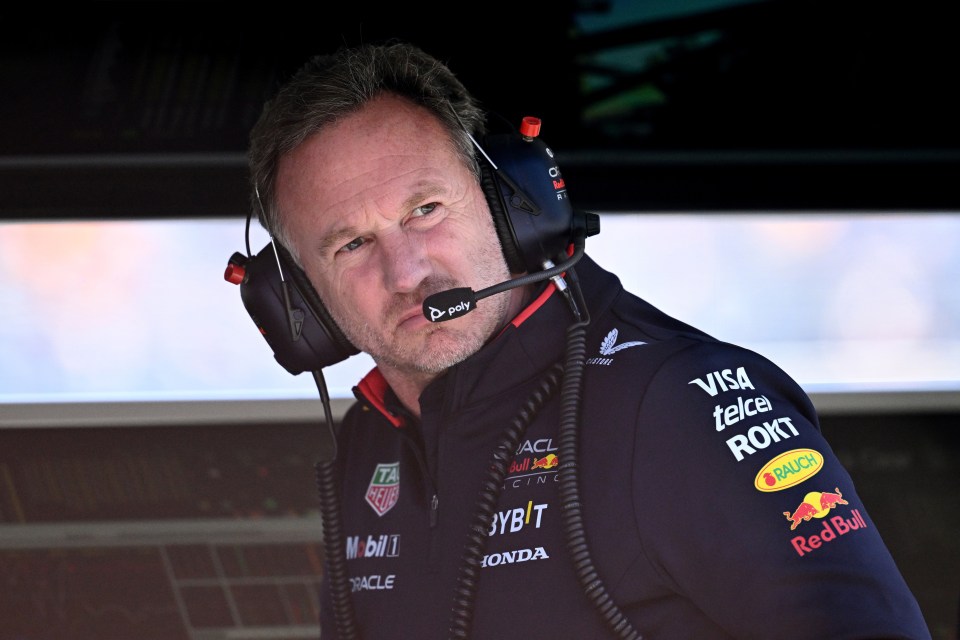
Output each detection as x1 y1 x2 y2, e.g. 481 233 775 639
754 448 823 492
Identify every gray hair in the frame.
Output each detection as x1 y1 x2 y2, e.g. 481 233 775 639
247 41 486 258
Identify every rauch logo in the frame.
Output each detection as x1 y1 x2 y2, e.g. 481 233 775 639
754 448 823 492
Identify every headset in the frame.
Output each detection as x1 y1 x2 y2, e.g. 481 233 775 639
224 115 600 375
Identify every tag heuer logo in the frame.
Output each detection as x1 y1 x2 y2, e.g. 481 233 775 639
365 462 400 517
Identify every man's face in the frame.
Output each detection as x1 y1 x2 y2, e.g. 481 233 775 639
275 94 514 375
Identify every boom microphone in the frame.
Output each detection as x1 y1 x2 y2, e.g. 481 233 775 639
423 288 477 322
422 237 586 323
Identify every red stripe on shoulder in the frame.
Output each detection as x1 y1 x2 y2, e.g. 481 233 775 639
511 243 574 328
356 368 405 428
512 281 557 328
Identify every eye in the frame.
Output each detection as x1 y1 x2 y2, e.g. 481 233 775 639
338 237 366 253
411 202 438 218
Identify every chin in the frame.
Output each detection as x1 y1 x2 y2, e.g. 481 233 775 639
393 330 482 373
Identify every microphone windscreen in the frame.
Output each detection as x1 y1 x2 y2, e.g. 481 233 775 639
423 288 477 322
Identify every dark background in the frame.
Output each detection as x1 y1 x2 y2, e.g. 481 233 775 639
2 0 959 220
1 1 958 638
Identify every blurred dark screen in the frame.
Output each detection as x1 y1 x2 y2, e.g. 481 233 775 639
2 0 958 215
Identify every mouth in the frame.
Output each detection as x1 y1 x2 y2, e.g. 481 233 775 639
392 279 460 330
397 305 430 329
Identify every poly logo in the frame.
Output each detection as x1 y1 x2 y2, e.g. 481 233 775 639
365 462 400 517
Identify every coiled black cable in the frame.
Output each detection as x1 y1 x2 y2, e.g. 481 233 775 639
312 370 359 640
556 271 642 640
448 362 565 639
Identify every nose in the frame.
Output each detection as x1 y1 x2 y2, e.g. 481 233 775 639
378 230 431 293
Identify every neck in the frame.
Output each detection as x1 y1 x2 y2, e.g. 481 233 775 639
376 366 437 419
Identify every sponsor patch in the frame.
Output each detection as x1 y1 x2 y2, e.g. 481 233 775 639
507 454 558 476
489 501 549 536
532 454 558 470
346 533 400 560
754 448 824 492
365 462 400 517
725 416 800 461
688 366 755 397
350 574 396 592
713 394 773 432
482 546 550 568
782 487 850 530
587 328 646 365
516 438 558 455
791 509 867 557
504 447 560 492
502 471 559 491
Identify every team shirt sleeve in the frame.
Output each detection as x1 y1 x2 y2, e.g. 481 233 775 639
631 341 930 639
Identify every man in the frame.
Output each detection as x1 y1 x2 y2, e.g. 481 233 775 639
244 42 930 639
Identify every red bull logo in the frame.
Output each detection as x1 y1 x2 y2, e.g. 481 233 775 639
783 487 849 530
504 453 561 491
531 454 558 470
508 453 559 474
791 509 867 556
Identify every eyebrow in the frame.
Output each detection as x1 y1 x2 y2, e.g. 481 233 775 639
400 184 445 214
317 224 362 257
316 184 448 255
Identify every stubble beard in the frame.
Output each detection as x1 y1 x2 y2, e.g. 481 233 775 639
358 288 510 375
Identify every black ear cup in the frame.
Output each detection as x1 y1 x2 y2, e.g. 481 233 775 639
274 243 357 356
230 242 359 374
477 128 583 275
479 161 528 274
